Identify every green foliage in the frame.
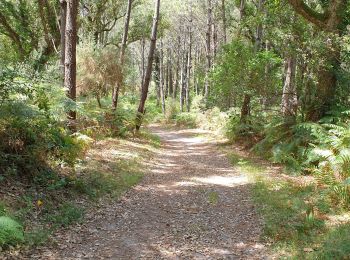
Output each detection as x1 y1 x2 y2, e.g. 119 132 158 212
210 40 282 110
0 216 24 247
175 113 197 128
308 224 350 259
71 169 142 199
77 44 121 107
0 102 85 176
45 203 83 228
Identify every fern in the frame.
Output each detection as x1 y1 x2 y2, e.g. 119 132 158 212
0 216 24 247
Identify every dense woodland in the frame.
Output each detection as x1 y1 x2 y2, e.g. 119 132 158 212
1 0 350 258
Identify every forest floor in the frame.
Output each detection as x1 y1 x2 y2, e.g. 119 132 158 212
17 125 267 259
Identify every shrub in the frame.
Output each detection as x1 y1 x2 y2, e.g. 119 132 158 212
175 113 197 128
0 102 85 176
0 216 24 247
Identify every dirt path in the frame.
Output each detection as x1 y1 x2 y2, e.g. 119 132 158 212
28 126 266 260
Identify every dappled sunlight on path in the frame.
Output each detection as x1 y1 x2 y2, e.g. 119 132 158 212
29 126 266 260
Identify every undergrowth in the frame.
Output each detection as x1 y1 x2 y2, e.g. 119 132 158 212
227 150 350 259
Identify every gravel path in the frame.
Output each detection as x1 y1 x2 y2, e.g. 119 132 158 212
28 127 267 260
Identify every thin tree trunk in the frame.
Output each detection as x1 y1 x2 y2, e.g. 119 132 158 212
60 0 67 79
222 0 227 44
154 49 161 106
64 0 79 130
186 23 192 112
204 0 212 100
240 94 251 123
159 41 166 114
281 56 298 122
165 48 169 99
212 15 218 59
174 36 181 99
140 37 146 89
136 0 161 130
168 48 174 97
112 0 132 110
180 52 188 112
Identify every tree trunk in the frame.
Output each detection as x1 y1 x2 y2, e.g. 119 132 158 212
154 49 161 106
186 24 192 112
240 94 251 123
204 0 212 100
60 0 67 79
288 0 346 121
174 36 181 99
159 41 166 114
180 52 187 112
140 37 146 89
112 0 132 111
306 53 339 121
64 0 79 130
222 0 227 44
281 56 298 121
136 0 161 130
212 15 218 59
167 48 174 97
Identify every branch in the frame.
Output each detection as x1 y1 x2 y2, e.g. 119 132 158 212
0 12 25 57
287 0 327 28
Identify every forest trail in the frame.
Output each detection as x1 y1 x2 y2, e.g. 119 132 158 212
29 126 266 260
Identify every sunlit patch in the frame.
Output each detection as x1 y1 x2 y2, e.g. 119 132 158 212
210 248 233 254
174 181 198 187
167 137 206 144
191 175 249 187
110 150 139 159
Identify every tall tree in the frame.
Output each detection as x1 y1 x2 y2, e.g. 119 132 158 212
204 0 212 100
64 0 79 129
60 0 67 78
287 0 347 120
281 55 297 121
112 0 133 111
222 0 227 43
136 0 161 130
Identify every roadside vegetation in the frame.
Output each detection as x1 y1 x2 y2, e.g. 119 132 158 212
1 0 350 258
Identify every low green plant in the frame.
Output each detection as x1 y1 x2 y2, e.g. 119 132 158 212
24 228 51 246
45 203 83 228
175 113 197 128
207 191 219 205
0 216 24 247
308 224 350 259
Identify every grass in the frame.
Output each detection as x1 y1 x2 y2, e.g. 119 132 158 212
226 150 350 259
207 191 219 205
0 127 158 253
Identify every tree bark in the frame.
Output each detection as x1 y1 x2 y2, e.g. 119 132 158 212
112 0 133 111
288 0 346 120
240 94 251 123
204 0 212 100
0 12 26 58
174 36 181 99
168 48 174 97
136 0 161 130
154 49 161 106
159 41 166 114
64 0 79 130
222 0 227 44
60 0 67 79
186 23 192 112
281 56 298 121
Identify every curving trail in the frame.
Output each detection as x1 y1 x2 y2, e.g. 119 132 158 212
28 126 267 260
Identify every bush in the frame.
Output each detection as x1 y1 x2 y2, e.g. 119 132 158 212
175 113 197 128
0 102 85 176
0 216 24 247
0 65 86 177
